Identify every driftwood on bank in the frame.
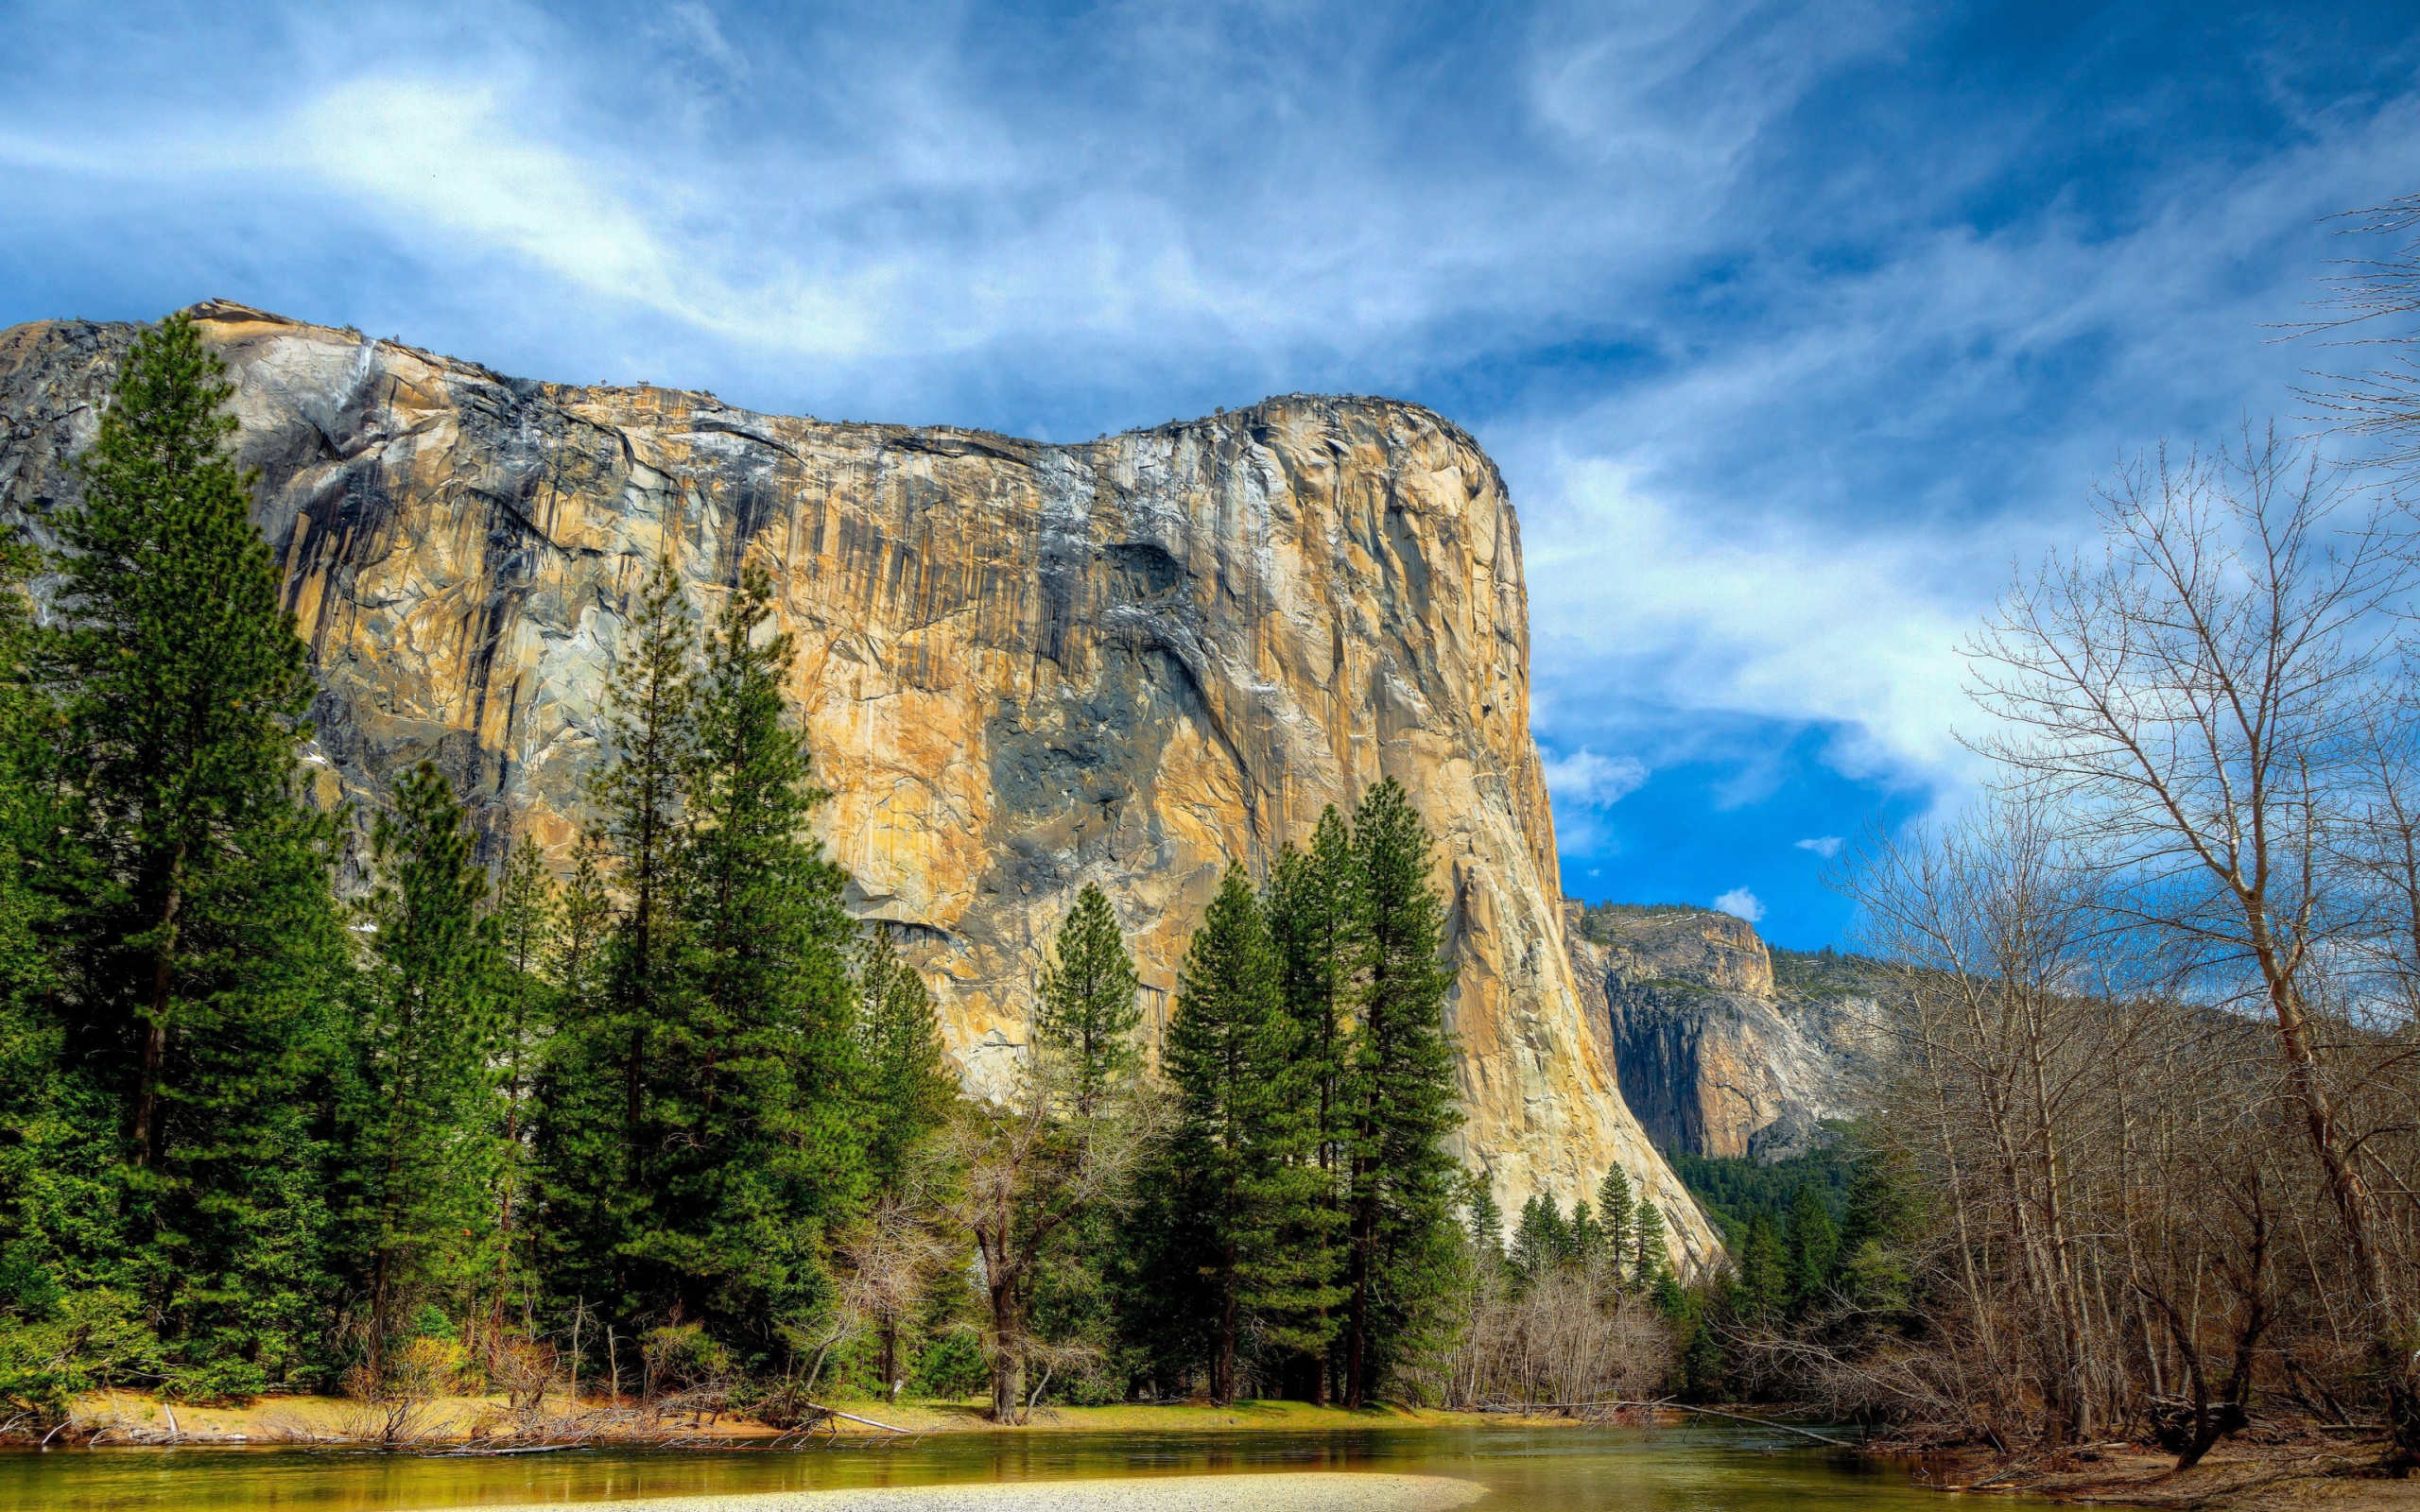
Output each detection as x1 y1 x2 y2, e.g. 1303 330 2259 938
1476 1396 1857 1448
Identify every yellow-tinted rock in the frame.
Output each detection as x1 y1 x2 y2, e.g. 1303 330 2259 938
0 303 1720 1271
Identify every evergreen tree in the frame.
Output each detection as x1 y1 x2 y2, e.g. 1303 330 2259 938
1834 1143 1922 1310
856 923 956 1194
1262 805 1360 1401
47 314 347 1388
486 834 556 1330
1632 1198 1669 1288
1034 884 1140 1121
0 529 97 1417
1597 1165 1634 1279
1340 779 1461 1408
646 562 860 1340
1511 1194 1559 1280
536 552 697 1320
340 763 499 1379
1737 1212 1789 1319
1464 1181 1504 1263
1567 1198 1601 1268
1783 1183 1839 1312
1162 867 1331 1403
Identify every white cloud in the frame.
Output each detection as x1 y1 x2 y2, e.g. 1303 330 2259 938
1795 836 1844 858
1541 748 1650 808
1541 747 1650 862
1714 887 1766 923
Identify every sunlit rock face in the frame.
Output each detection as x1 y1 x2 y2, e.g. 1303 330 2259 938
0 302 1720 1271
1568 905 1888 1163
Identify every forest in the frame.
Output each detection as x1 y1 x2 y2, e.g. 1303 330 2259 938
0 314 1574 1429
7 304 2420 1481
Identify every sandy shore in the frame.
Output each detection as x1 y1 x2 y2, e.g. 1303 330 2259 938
464 1472 1490 1512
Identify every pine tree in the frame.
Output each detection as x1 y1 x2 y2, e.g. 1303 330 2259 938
1632 1198 1669 1288
1597 1166 1634 1282
1511 1195 1558 1280
853 923 957 1395
1737 1212 1789 1319
855 923 956 1194
341 763 500 1380
1567 1198 1601 1267
539 551 698 1320
485 834 556 1332
1163 865 1331 1404
1034 884 1140 1122
645 562 860 1339
48 313 347 1387
592 550 697 1198
1340 779 1461 1408
1262 805 1360 1402
1464 1182 1504 1263
1783 1183 1839 1313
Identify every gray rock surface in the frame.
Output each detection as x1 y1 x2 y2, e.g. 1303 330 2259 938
1566 905 1890 1162
0 302 1720 1269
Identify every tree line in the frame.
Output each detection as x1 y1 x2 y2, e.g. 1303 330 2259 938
0 315 1517 1426
1682 445 2420 1468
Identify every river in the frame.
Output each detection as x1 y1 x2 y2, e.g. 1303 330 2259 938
1 1424 1980 1511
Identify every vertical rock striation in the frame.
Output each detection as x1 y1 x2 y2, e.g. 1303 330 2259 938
1568 905 1888 1162
0 302 1720 1269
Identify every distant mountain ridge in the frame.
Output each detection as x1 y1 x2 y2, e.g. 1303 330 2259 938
1564 902 1891 1163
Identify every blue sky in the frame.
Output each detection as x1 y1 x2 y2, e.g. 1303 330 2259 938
5 1 2417 946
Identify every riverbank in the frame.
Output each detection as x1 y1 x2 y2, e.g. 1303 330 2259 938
40 1391 1567 1448
1902 1438 2414 1512
473 1474 1488 1512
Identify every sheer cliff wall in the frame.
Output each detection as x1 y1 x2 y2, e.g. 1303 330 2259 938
1567 905 1888 1163
0 303 1719 1269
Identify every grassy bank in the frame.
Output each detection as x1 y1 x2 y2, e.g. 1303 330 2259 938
41 1390 1522 1448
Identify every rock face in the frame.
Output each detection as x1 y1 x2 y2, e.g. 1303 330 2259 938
1567 905 1887 1162
0 303 1720 1270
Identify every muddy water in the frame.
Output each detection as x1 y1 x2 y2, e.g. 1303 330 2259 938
0 1424 1978 1511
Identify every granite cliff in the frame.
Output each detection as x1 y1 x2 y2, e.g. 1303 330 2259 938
0 302 1720 1270
1566 904 1888 1162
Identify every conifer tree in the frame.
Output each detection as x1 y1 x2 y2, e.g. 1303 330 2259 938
1163 865 1331 1404
852 923 957 1396
486 834 556 1325
1632 1199 1669 1288
1340 778 1461 1408
1464 1182 1504 1263
1262 805 1360 1401
1511 1195 1558 1280
856 923 957 1194
1034 884 1139 1122
1597 1166 1634 1273
541 551 698 1316
341 764 500 1378
1567 1198 1601 1268
646 562 859 1337
49 313 346 1386
1737 1212 1789 1319
1784 1184 1839 1312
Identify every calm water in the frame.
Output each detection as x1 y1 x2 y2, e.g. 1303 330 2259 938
0 1424 1976 1511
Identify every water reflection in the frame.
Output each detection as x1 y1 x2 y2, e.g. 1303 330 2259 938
0 1424 1996 1512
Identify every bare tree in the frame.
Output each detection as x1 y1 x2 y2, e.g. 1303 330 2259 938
938 1055 1160 1422
1963 435 2418 1459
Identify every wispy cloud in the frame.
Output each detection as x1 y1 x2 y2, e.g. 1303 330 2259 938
1795 836 1843 858
3 0 2413 939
